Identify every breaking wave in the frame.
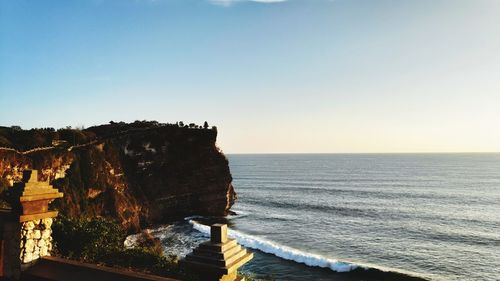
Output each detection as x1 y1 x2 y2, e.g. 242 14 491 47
188 219 359 273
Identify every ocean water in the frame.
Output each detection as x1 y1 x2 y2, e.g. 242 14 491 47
130 154 500 281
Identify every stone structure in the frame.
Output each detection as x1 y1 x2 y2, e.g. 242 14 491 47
0 170 63 280
181 224 253 281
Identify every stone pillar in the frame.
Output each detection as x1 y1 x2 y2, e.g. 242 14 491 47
0 240 3 276
0 215 21 280
180 224 253 281
0 170 63 280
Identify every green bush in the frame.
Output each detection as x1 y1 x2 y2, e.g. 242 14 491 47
51 216 192 279
100 248 181 277
52 216 124 260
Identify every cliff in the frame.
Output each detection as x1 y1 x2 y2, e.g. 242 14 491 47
0 121 236 233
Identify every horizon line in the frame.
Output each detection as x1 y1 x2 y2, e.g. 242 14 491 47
225 152 500 155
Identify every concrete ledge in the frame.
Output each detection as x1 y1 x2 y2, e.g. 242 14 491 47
181 252 253 276
186 248 248 267
19 211 58 222
20 192 63 202
198 239 237 252
21 256 180 281
193 244 242 260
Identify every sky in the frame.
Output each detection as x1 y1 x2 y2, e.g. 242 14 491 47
1 0 499 153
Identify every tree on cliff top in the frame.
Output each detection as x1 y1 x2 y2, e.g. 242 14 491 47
203 121 209 129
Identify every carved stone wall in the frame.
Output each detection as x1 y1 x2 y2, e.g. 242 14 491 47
20 218 53 264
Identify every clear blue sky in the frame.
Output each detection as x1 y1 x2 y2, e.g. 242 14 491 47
1 0 499 153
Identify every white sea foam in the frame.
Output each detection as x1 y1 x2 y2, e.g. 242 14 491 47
188 220 359 273
124 232 141 248
184 215 205 221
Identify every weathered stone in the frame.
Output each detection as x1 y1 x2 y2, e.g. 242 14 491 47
24 239 35 252
33 230 41 239
22 252 33 264
40 246 48 257
37 239 46 248
41 229 51 239
23 221 35 230
42 218 53 229
33 247 40 256
25 229 34 239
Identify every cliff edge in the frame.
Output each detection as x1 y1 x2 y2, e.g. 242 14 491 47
0 121 236 233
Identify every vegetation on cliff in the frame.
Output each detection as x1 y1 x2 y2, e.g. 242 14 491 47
0 121 216 151
0 120 235 233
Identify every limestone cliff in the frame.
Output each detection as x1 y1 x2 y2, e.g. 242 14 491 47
0 121 236 233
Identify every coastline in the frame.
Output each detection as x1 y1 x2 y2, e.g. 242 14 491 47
126 218 431 281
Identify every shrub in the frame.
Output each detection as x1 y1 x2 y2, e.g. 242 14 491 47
52 216 193 279
52 216 124 261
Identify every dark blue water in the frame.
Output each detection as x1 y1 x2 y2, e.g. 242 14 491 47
129 154 500 281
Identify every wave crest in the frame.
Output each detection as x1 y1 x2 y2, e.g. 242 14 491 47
188 220 358 272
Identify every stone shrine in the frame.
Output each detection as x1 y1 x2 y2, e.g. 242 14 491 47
181 224 253 281
0 170 63 280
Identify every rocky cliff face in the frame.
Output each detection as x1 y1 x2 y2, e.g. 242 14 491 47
0 122 236 233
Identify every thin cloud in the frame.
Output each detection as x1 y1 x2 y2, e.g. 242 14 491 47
209 0 287 7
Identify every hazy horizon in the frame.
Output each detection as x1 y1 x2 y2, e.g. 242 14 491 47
1 0 499 153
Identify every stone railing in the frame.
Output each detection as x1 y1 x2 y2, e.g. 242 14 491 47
0 146 55 155
0 147 21 153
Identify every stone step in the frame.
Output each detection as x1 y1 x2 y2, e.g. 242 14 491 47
193 244 242 259
224 248 249 267
181 251 253 276
198 239 237 252
185 248 247 267
226 252 253 273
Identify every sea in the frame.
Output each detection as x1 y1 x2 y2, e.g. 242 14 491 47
126 154 500 281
